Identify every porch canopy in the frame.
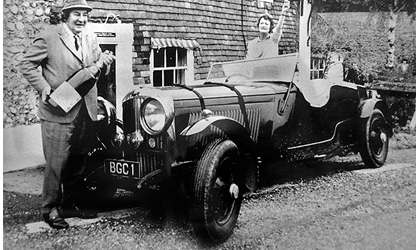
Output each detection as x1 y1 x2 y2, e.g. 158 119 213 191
151 38 201 50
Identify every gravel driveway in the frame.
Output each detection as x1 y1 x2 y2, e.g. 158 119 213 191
3 148 416 249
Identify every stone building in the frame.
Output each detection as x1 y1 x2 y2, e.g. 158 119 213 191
3 0 298 128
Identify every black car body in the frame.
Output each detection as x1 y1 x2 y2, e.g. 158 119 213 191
86 53 392 244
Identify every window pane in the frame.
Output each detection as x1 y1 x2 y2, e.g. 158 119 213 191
153 71 162 87
151 45 190 87
164 70 174 86
154 50 164 68
166 48 176 67
176 69 185 84
178 48 187 67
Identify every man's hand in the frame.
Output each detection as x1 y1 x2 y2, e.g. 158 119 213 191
41 86 57 107
41 86 51 104
282 0 290 13
96 50 116 69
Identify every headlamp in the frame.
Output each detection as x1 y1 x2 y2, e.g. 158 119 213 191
140 98 167 135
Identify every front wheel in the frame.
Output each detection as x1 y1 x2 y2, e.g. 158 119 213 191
191 139 243 245
358 109 389 168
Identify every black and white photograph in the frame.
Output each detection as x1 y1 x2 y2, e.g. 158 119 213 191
3 0 416 249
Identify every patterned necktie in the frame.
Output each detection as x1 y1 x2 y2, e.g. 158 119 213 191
74 35 79 51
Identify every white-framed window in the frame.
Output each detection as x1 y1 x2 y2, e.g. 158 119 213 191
150 38 199 87
310 56 326 79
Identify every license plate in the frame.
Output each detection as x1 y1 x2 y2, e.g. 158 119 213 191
105 159 140 178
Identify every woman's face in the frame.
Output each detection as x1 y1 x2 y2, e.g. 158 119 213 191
258 18 271 34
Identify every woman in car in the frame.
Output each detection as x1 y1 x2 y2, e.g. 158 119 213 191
246 0 290 59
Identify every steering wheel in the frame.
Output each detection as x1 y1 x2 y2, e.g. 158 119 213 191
225 74 249 82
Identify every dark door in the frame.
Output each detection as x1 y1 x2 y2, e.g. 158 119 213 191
97 44 116 106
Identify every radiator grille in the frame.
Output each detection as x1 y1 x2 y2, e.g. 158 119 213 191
134 151 163 178
123 97 164 176
122 97 140 134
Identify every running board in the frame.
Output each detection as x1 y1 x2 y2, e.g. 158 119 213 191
284 118 354 161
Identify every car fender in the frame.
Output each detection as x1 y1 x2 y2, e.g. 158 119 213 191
97 96 117 125
359 98 393 136
96 96 122 146
359 98 389 117
180 115 257 191
180 115 252 144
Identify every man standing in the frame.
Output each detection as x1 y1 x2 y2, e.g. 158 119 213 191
20 0 115 229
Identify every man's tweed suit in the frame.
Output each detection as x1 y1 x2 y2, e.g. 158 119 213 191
20 23 102 214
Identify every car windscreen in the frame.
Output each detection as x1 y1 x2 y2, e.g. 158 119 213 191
207 53 299 83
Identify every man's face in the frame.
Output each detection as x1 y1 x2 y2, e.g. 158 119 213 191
258 18 271 34
66 9 89 35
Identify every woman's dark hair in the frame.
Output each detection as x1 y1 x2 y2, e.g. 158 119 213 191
256 14 274 33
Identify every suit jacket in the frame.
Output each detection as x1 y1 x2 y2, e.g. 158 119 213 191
20 23 102 123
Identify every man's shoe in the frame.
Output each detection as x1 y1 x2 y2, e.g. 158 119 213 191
61 204 97 219
43 209 69 229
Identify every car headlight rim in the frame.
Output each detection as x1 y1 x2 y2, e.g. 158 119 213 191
140 98 167 135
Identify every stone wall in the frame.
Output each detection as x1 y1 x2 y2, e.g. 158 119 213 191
3 0 62 128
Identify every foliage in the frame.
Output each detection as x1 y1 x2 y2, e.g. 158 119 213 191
312 11 416 79
313 0 416 15
390 132 416 149
311 11 416 133
385 95 415 129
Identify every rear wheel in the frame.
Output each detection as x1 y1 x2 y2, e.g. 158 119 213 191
190 139 243 245
358 109 389 168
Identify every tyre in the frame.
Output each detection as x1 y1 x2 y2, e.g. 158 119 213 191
190 139 243 245
358 109 389 168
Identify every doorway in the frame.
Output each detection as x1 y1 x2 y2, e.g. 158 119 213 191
97 44 116 106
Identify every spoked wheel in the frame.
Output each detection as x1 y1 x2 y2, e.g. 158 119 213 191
191 139 243 245
359 109 389 168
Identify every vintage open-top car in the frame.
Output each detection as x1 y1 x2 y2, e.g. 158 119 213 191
81 0 392 244
84 52 392 244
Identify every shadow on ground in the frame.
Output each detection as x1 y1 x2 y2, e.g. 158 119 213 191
103 154 366 224
259 154 364 188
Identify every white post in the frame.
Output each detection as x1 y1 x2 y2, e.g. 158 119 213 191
298 0 312 83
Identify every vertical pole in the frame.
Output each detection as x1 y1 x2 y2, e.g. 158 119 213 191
298 0 312 83
386 2 398 68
